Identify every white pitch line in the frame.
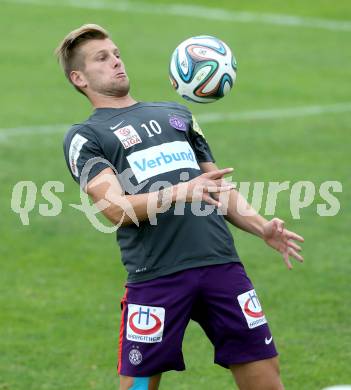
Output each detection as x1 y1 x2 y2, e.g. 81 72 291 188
198 101 351 123
4 0 351 32
1 102 351 141
0 124 69 141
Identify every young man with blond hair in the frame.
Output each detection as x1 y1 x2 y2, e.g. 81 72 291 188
56 24 304 390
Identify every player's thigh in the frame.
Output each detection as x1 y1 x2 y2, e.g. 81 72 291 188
119 374 162 390
230 357 284 390
192 263 278 367
118 271 196 377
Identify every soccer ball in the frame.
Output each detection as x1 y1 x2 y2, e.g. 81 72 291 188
169 35 237 103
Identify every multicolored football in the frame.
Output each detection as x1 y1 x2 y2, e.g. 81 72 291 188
169 35 237 103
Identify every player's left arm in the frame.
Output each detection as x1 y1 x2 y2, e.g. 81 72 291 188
199 161 304 269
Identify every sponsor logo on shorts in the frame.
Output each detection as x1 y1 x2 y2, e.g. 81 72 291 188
169 116 187 131
127 141 200 182
127 304 165 343
129 348 143 365
237 289 267 329
114 125 142 149
265 336 273 345
68 133 88 177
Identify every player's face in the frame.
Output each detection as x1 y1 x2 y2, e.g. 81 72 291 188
80 38 130 97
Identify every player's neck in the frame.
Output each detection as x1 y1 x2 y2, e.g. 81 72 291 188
91 93 138 109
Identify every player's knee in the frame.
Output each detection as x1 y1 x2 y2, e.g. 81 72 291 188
271 356 281 376
119 376 150 390
263 367 284 390
267 359 284 390
267 383 285 390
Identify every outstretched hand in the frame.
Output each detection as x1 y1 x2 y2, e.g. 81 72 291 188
262 218 304 270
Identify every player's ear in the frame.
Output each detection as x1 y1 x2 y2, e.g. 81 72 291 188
70 70 87 89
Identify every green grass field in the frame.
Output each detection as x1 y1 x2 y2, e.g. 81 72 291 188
0 1 350 389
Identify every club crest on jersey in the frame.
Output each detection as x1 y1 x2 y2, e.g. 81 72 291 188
169 116 187 131
126 304 165 343
237 289 267 329
113 125 142 149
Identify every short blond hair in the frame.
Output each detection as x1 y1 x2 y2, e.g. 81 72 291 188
55 24 109 92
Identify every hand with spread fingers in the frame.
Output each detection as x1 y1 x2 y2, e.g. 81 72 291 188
262 218 305 270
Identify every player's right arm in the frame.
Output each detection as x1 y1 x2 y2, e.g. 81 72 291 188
63 125 233 227
86 167 235 227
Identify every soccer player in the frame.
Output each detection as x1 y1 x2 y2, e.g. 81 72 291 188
56 25 304 390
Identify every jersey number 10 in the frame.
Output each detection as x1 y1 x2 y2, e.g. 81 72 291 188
140 120 162 137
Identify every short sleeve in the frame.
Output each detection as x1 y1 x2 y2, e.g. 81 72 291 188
63 125 110 186
188 115 215 163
